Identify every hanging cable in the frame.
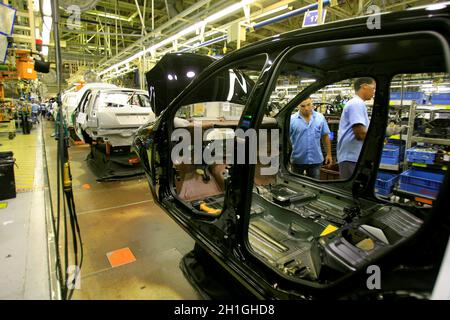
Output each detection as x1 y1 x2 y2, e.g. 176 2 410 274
53 92 84 300
51 0 84 300
41 121 63 298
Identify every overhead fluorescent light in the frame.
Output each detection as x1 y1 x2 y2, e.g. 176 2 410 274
99 0 255 77
426 3 447 11
390 84 422 88
99 21 206 75
85 10 130 21
205 0 254 23
277 85 298 89
407 1 450 11
179 35 227 53
180 29 225 48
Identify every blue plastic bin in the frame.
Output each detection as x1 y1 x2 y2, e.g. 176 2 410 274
380 144 405 166
398 168 445 198
375 172 399 196
381 156 399 165
376 172 399 189
376 187 393 196
406 148 436 164
390 91 425 103
398 183 440 198
382 144 401 158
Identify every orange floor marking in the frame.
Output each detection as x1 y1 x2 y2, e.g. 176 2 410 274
106 247 136 268
82 183 91 190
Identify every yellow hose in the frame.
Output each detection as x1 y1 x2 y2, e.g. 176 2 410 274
199 202 221 215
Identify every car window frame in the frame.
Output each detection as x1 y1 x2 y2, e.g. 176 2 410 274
281 76 379 182
162 53 270 217
238 31 450 287
252 31 450 190
80 90 92 113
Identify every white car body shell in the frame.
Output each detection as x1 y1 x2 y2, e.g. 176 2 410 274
76 88 155 147
62 83 118 127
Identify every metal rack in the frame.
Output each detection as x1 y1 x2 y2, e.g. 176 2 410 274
386 103 449 204
0 99 16 140
379 163 400 171
411 136 450 146
407 103 450 146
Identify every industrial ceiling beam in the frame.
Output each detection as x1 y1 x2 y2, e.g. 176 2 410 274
100 0 324 77
12 33 67 47
97 0 164 16
328 5 353 18
59 28 143 37
134 0 147 35
327 7 351 19
84 9 131 21
96 0 213 67
59 14 146 33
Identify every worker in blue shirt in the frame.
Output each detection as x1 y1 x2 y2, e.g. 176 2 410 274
31 99 40 124
337 78 376 180
290 97 332 179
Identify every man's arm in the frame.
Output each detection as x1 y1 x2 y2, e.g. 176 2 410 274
386 124 407 137
321 134 333 164
348 102 368 141
352 124 367 141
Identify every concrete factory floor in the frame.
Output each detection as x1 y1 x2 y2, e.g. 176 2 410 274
0 124 49 299
43 121 200 299
41 120 200 300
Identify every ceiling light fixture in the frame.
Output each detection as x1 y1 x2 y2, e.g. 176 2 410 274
426 3 447 11
85 10 130 21
99 0 255 77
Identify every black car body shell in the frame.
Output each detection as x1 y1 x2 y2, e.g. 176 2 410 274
146 53 216 116
134 7 450 299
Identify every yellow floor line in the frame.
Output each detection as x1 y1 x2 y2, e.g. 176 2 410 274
0 129 38 192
